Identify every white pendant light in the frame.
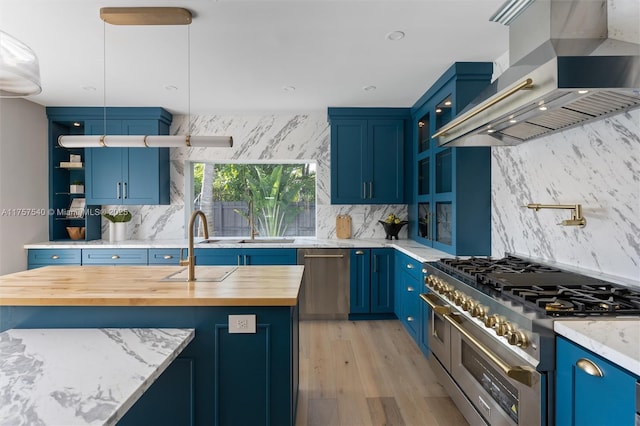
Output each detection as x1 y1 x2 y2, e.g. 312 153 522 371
58 7 233 149
0 30 42 97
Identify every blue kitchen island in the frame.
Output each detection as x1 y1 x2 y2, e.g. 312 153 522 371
0 265 303 426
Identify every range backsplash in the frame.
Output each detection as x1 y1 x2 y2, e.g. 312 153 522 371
491 109 640 285
102 114 407 242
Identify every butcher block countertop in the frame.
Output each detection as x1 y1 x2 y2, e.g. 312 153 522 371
0 265 304 307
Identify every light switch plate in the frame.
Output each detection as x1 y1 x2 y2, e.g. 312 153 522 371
228 314 256 333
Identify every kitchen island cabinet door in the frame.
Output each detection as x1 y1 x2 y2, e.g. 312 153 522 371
556 336 638 426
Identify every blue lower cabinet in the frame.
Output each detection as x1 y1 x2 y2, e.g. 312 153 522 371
394 252 423 342
349 249 395 319
82 249 148 265
0 305 298 426
28 249 82 269
194 248 297 266
556 336 638 426
148 249 182 265
418 296 430 356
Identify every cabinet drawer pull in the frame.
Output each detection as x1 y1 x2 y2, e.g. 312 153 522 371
123 182 128 199
407 316 414 322
111 255 120 260
407 286 414 292
163 255 173 260
50 255 60 260
362 182 367 199
369 181 373 199
407 263 414 269
355 250 364 255
116 182 121 199
576 358 604 377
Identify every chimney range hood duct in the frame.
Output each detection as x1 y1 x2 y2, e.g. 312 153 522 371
436 0 640 147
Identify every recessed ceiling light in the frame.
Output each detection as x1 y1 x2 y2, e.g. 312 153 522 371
509 119 517 123
386 31 405 41
578 90 589 94
82 86 96 92
487 129 496 133
363 85 377 92
283 86 296 92
539 105 548 111
164 85 178 91
73 122 81 127
435 108 442 113
444 100 452 106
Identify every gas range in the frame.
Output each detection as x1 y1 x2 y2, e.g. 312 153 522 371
424 255 640 367
421 255 640 426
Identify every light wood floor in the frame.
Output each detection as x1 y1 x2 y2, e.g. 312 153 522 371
296 320 469 426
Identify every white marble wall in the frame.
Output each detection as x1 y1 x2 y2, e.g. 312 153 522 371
108 113 407 241
491 109 640 284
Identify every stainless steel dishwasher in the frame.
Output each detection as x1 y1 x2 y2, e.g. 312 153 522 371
296 248 350 320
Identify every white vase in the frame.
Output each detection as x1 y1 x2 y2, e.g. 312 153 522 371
109 222 127 242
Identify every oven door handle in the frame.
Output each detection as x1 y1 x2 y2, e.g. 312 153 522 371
420 293 451 315
443 312 537 387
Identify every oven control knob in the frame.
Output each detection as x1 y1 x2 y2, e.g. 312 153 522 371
496 321 514 336
484 314 499 328
471 304 487 318
455 294 467 307
462 299 476 312
508 330 529 348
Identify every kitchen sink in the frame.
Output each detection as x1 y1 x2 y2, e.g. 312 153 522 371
161 266 237 282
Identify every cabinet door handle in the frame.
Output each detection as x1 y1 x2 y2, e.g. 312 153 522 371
237 255 242 266
369 181 373 199
576 358 604 377
163 255 173 260
116 182 121 199
362 182 367 199
407 263 414 269
355 250 365 255
111 255 120 260
373 255 378 273
50 255 59 260
407 286 414 292
123 182 127 199
407 316 415 322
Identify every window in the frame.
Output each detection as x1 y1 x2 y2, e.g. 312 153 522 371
189 162 316 237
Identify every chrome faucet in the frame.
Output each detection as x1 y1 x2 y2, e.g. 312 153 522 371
180 210 209 281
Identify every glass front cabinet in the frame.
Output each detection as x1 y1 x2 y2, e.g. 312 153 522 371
411 63 493 256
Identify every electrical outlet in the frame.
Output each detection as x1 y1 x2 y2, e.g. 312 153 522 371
228 314 256 334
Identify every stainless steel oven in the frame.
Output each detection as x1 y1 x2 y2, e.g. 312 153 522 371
422 292 544 426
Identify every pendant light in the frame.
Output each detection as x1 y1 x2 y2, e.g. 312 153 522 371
58 7 233 149
0 30 42 97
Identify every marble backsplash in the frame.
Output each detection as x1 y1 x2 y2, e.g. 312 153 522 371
491 109 640 284
104 113 407 241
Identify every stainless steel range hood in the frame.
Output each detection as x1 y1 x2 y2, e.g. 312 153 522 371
436 0 640 147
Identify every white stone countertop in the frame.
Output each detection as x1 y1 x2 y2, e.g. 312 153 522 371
0 328 194 426
554 319 640 376
24 238 454 262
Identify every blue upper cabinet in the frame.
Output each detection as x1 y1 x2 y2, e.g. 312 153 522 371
84 108 172 205
411 63 493 255
328 108 410 204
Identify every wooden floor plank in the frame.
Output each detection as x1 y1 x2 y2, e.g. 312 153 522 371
366 397 406 426
297 320 467 426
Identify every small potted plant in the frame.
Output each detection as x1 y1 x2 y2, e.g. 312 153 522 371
70 180 84 194
103 210 132 242
378 213 408 240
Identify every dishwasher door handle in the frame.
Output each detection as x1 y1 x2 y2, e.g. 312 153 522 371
303 254 345 258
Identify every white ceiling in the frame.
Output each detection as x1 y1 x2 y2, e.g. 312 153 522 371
1 1 509 115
